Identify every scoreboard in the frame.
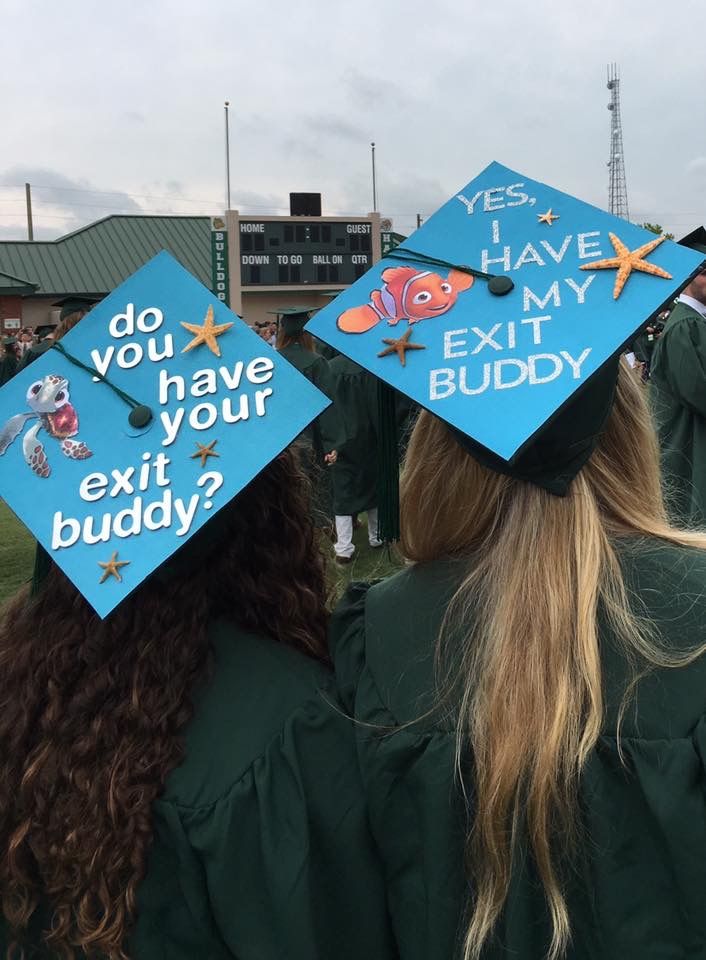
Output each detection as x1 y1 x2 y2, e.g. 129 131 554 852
238 219 374 286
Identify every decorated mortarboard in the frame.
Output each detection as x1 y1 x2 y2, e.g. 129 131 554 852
306 161 705 493
678 226 706 256
0 251 329 618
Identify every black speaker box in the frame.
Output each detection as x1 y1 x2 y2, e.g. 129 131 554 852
289 193 322 216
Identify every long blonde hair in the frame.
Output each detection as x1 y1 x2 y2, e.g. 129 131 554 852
400 363 706 960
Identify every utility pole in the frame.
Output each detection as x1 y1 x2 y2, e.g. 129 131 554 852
371 142 377 212
416 213 423 229
224 100 232 211
25 182 34 241
606 64 630 220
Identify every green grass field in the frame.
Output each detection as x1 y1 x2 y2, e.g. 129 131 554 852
0 503 402 608
0 501 35 604
326 517 404 596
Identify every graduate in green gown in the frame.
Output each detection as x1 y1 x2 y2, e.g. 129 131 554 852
277 310 345 527
329 354 382 561
314 172 706 959
650 228 706 523
331 364 706 960
0 277 394 959
17 296 99 372
0 338 18 386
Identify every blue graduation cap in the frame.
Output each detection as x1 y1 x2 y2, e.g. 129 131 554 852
0 251 329 618
306 161 704 483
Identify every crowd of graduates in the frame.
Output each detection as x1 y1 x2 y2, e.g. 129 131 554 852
0 297 97 387
2 215 706 960
8 253 706 551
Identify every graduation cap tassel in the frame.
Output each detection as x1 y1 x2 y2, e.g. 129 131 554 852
50 342 152 428
385 246 514 296
376 379 400 543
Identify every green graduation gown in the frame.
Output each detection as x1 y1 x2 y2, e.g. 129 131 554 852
650 300 706 523
278 344 346 525
16 341 52 373
0 622 396 960
0 352 18 386
330 539 706 960
329 356 378 515
277 344 345 457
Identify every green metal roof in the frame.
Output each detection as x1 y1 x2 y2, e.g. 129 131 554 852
0 269 37 296
0 215 211 296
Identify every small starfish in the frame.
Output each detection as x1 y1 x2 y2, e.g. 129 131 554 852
580 232 672 300
191 439 220 468
378 327 426 367
537 208 560 226
98 551 130 584
181 304 234 357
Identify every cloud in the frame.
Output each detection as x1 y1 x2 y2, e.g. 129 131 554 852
342 69 411 112
302 115 367 143
3 0 706 247
280 115 368 169
0 167 142 213
0 221 56 241
0 167 146 239
229 189 289 215
278 135 325 163
330 171 448 235
686 157 706 177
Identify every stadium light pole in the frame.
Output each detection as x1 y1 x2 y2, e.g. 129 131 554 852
225 101 232 211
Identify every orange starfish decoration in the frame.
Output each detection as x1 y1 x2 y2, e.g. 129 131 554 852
98 551 130 584
181 304 234 357
378 327 426 367
191 439 220 468
537 208 559 225
580 233 672 300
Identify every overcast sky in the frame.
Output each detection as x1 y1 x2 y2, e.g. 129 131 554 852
2 0 705 242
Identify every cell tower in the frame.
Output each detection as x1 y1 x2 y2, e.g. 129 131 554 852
606 63 630 220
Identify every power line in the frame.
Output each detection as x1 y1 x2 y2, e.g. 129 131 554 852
0 182 290 210
0 197 209 209
0 183 427 216
0 182 223 204
0 204 701 225
0 180 702 223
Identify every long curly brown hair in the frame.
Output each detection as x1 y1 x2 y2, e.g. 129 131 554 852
0 450 329 959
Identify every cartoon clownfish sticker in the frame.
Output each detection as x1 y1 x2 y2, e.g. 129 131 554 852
337 266 474 334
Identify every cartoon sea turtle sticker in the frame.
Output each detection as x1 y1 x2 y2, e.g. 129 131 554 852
0 374 92 478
